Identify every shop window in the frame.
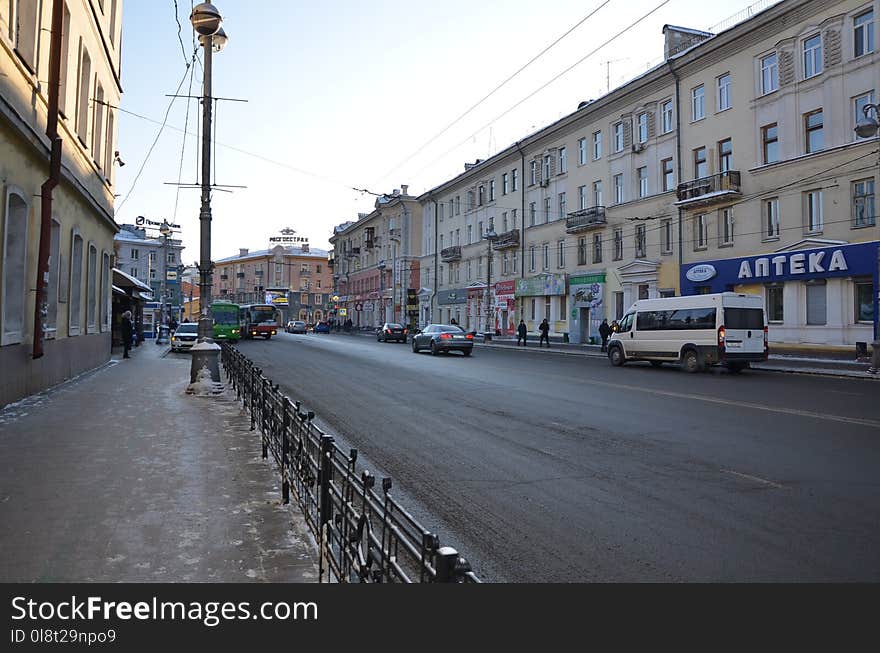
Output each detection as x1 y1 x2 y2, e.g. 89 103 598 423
766 284 784 322
806 280 826 325
855 280 873 323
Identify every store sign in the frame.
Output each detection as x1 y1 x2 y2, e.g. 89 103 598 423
269 227 308 246
515 274 566 297
136 216 180 230
265 289 289 307
437 289 467 305
570 281 603 309
736 250 848 280
685 264 717 282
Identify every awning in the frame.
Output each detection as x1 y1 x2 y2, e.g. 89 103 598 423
112 267 153 293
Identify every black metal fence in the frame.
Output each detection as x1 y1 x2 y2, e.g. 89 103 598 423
221 343 480 583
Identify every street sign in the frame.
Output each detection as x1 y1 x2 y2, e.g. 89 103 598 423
338 308 348 316
355 302 363 311
331 295 339 302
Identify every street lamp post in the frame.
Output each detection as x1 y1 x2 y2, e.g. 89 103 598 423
377 259 386 326
188 3 227 388
854 103 880 375
484 225 498 338
159 220 171 331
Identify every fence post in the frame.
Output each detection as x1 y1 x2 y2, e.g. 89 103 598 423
261 376 268 459
281 396 292 504
319 434 334 528
249 366 257 431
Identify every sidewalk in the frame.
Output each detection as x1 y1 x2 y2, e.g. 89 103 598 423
0 341 319 582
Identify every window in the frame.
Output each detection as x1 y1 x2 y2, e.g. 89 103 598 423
695 214 708 249
612 122 624 152
69 233 84 335
578 185 587 210
661 158 674 192
578 137 587 165
101 252 110 330
638 284 649 300
661 100 673 133
805 190 823 232
467 191 475 209
489 179 496 201
592 234 602 264
131 248 139 259
719 208 734 245
762 123 779 164
765 198 780 238
760 53 778 94
46 219 61 333
854 10 874 58
529 246 536 271
558 192 566 219
855 92 876 140
803 34 822 78
76 41 92 143
502 173 509 195
92 83 105 167
593 181 603 207
542 154 551 180
766 284 784 322
502 253 509 275
478 185 485 205
614 292 624 319
852 179 876 228
577 237 587 265
511 169 518 191
2 189 29 344
855 279 874 322
10 0 38 70
167 252 175 263
529 202 537 226
557 240 565 268
636 308 718 331
637 167 648 198
130 267 137 278
613 228 623 261
530 299 536 320
558 146 567 174
694 147 707 178
543 197 551 224
438 203 445 222
544 299 551 322
448 199 454 218
542 243 550 270
692 85 705 120
805 110 823 153
806 280 826 325
592 131 602 159
87 244 97 331
660 219 672 254
718 138 733 173
455 196 461 214
635 225 646 258
717 73 731 111
637 113 648 143
529 161 537 185
613 174 624 204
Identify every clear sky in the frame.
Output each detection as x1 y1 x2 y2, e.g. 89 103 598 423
114 0 778 261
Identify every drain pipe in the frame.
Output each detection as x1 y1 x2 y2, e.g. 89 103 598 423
514 140 526 326
669 61 684 291
33 0 64 359
430 193 438 324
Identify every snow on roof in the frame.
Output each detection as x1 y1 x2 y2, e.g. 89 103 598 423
215 246 329 263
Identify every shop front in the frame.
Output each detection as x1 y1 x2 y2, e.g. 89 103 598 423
494 280 516 335
437 288 467 326
568 273 605 344
515 273 567 333
680 240 878 346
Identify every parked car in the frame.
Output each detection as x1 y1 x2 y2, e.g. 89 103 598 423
286 320 307 334
377 322 407 343
411 324 474 356
170 323 199 352
313 321 331 333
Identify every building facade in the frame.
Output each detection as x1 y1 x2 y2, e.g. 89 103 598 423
1 0 123 406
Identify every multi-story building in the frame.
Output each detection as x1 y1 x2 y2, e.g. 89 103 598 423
1 1 123 406
114 224 185 326
415 0 877 348
330 187 423 328
213 242 333 325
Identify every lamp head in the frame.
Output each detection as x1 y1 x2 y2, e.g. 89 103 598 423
190 2 222 36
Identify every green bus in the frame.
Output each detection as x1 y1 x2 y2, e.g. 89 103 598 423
211 301 241 342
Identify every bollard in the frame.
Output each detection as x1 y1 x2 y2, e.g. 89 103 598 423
434 546 460 582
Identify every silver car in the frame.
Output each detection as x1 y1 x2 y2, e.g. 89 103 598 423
170 323 199 352
411 324 474 356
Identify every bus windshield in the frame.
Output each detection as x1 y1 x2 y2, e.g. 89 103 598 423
248 306 277 324
212 304 239 325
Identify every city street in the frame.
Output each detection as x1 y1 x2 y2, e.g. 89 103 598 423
236 331 880 582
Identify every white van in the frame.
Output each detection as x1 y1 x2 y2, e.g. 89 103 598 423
607 292 768 373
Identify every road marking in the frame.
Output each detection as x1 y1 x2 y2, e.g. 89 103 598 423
721 469 785 489
576 378 880 428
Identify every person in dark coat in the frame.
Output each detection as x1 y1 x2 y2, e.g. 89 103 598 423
121 310 133 359
599 318 612 352
516 319 527 347
538 318 550 348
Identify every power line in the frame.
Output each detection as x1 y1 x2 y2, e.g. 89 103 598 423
172 60 197 222
374 0 613 185
172 1 188 67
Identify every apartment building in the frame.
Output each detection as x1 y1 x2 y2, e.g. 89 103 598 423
1 1 123 406
213 242 333 325
330 187 423 328
675 0 878 347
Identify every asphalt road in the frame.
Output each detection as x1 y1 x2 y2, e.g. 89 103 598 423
236 331 880 582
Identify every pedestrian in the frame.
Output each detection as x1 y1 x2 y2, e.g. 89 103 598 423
538 318 550 348
516 319 527 347
599 318 612 352
169 317 178 332
121 310 133 359
611 319 620 333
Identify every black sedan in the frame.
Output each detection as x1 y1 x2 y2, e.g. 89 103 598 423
411 324 474 356
377 322 408 343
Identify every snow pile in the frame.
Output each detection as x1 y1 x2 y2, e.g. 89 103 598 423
186 365 224 396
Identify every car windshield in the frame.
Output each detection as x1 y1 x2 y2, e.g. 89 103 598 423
385 323 403 329
437 325 463 333
175 324 198 333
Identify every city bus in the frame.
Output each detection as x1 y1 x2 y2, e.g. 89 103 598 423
211 300 241 342
239 303 279 339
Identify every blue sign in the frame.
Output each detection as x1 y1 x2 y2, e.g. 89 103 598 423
681 242 879 295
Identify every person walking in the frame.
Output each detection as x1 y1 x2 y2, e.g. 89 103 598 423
516 319 528 347
610 319 620 333
538 318 550 348
121 310 133 359
599 318 612 352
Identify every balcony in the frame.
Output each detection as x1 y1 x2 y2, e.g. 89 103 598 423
236 272 245 278
675 170 741 207
492 229 520 250
565 206 606 233
345 247 361 257
441 245 462 262
220 274 228 280
300 269 311 277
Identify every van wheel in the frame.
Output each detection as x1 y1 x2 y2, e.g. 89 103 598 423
681 349 701 373
650 361 663 368
609 346 625 367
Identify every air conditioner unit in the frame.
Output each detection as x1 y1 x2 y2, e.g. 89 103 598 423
632 143 645 153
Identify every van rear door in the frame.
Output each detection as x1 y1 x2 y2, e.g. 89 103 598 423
722 306 765 356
